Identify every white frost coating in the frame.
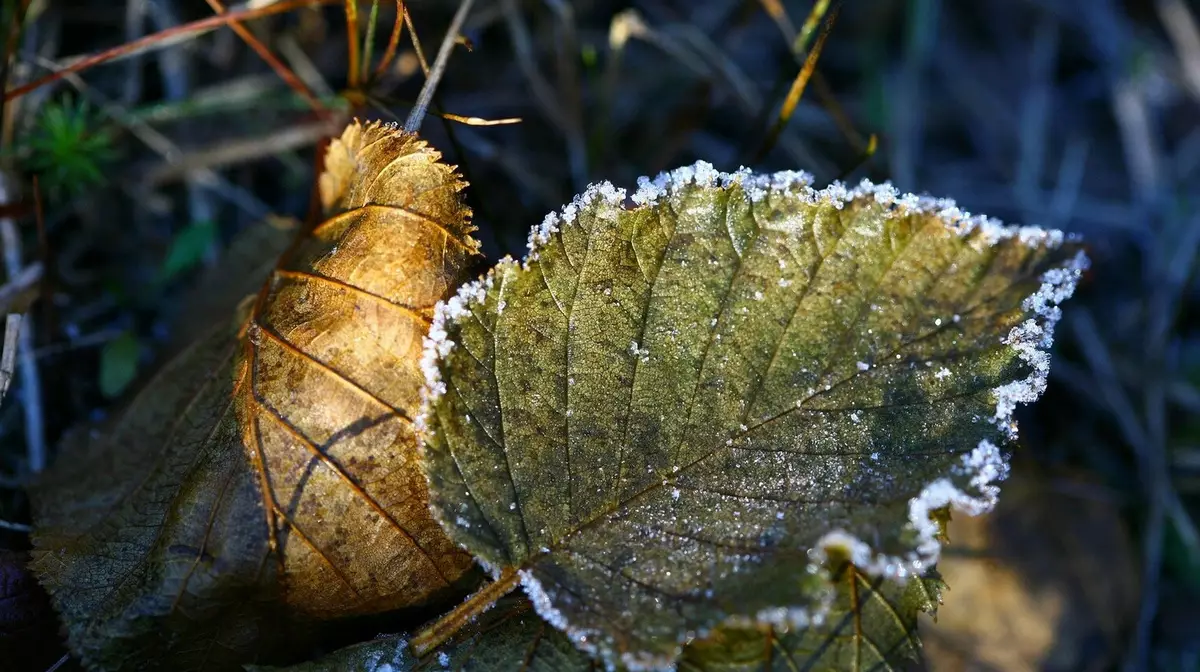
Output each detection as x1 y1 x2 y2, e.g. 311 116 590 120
362 634 414 672
415 256 513 435
528 181 627 261
812 439 1010 580
517 569 667 670
522 569 691 671
990 249 1089 438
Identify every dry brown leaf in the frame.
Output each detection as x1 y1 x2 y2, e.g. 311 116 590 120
29 120 484 669
235 120 482 617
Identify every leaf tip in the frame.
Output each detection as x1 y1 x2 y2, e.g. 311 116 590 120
990 248 1089 438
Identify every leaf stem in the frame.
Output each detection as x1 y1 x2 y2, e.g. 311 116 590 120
409 566 520 658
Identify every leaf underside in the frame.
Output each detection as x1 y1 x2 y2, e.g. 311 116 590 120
420 167 1085 669
28 120 484 670
257 567 942 672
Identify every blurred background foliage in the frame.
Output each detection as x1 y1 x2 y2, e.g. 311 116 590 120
0 0 1197 670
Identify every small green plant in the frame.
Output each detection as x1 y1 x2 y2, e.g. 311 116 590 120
19 95 118 199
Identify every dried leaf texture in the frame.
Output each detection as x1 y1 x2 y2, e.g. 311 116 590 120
238 120 481 617
420 165 1087 669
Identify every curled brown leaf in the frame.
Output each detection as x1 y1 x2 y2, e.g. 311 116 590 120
236 119 482 616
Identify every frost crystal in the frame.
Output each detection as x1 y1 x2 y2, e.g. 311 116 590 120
417 257 512 434
528 181 627 261
989 250 1088 438
812 439 1010 580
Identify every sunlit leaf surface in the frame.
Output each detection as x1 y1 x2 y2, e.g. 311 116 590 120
419 164 1086 669
236 120 480 616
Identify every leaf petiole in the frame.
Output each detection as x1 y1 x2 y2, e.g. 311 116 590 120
408 566 520 658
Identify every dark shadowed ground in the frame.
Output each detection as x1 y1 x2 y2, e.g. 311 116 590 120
0 0 1197 669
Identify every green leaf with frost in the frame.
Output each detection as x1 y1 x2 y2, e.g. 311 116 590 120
418 164 1087 670
678 565 943 671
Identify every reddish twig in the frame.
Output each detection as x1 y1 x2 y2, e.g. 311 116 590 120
5 0 340 102
203 0 326 113
372 0 407 81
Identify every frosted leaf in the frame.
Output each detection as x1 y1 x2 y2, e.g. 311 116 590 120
419 165 1085 669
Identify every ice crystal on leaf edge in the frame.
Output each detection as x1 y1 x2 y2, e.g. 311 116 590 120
415 162 1088 671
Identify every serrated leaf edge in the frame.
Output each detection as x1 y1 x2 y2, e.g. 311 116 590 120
415 162 1089 670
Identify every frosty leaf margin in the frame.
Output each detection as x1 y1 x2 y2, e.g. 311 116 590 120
416 162 1088 661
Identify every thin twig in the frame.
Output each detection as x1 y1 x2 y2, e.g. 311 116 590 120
754 1 840 162
757 0 797 44
25 52 273 218
141 120 338 187
45 653 69 672
404 0 476 133
345 0 361 90
360 0 382 85
403 5 430 75
0 261 40 313
203 0 325 112
372 1 407 81
1157 0 1200 103
793 0 831 55
501 0 568 132
5 0 341 102
0 517 31 533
